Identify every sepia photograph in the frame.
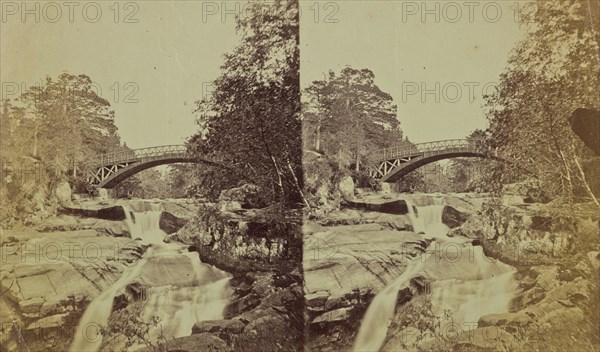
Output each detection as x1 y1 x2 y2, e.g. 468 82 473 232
0 0 599 351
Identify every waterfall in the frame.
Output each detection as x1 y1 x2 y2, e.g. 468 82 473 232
429 245 518 325
353 198 516 352
139 277 232 342
123 206 164 244
406 199 449 238
353 260 427 352
70 249 153 352
71 205 232 352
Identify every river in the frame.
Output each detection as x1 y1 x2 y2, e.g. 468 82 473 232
70 204 232 352
353 198 517 351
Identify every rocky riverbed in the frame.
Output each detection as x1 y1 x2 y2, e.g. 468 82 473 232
0 198 199 352
304 191 600 351
164 201 304 351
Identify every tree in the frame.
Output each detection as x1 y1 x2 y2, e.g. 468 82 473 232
302 67 403 172
485 0 600 207
189 0 303 206
0 73 123 226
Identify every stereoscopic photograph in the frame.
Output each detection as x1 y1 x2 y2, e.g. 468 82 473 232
0 0 598 351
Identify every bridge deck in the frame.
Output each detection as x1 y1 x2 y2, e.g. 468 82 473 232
94 145 189 166
375 139 483 162
371 139 490 182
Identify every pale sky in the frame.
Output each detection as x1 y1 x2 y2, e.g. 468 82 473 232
2 0 525 148
1 1 238 148
300 0 525 143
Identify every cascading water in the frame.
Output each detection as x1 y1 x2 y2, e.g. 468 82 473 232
406 198 449 238
353 259 427 352
429 245 517 326
70 204 231 352
353 198 516 352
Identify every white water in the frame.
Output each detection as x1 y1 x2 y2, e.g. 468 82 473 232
70 205 231 352
353 198 516 352
406 198 449 238
353 259 427 351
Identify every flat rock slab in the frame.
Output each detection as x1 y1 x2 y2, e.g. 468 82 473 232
304 223 426 299
0 230 145 320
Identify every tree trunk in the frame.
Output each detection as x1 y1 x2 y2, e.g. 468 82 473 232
32 123 38 158
287 159 309 208
315 123 321 151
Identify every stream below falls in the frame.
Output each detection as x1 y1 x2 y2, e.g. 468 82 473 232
70 205 232 352
354 198 517 352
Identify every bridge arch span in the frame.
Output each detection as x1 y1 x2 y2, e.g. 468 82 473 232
86 145 223 189
97 157 193 188
378 152 499 183
370 139 501 183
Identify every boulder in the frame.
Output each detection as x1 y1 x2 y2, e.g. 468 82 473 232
570 108 600 155
96 206 126 221
192 319 246 335
219 184 266 209
19 297 45 316
94 220 130 237
162 333 229 352
54 182 72 205
26 313 69 331
223 292 261 318
312 307 352 324
97 188 109 200
587 251 600 270
306 291 330 307
346 199 409 215
380 183 392 194
159 211 189 234
338 176 355 199
442 206 469 228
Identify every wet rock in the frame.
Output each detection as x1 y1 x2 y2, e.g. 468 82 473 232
306 291 330 308
312 307 351 323
587 251 599 270
19 297 45 317
54 182 72 205
304 225 425 299
26 313 69 331
478 311 533 328
316 209 366 227
442 205 469 228
163 333 229 352
570 108 600 155
234 310 299 351
224 292 261 318
447 227 462 237
192 319 246 335
373 213 413 231
93 220 130 237
346 199 409 215
159 211 188 234
175 207 301 273
219 184 266 209
0 230 146 337
96 205 127 220
272 273 295 288
338 175 355 200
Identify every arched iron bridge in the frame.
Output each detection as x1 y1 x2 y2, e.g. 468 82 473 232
86 145 197 188
370 139 497 183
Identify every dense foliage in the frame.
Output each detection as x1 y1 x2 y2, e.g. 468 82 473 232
302 67 404 172
188 0 303 206
484 0 600 206
0 73 124 225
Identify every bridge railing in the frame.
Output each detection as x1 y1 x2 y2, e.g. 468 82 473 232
375 139 485 161
93 145 188 165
